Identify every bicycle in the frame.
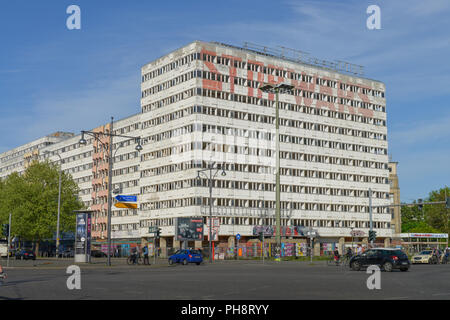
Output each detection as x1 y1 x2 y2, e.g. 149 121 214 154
327 254 351 267
327 255 343 266
127 253 143 265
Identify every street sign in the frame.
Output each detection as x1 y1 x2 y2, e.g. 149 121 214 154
236 233 241 240
148 226 158 233
115 195 137 202
350 230 365 237
114 202 138 209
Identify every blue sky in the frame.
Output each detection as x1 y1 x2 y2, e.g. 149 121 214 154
0 0 449 202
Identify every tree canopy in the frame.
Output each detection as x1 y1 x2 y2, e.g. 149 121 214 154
401 186 450 234
0 160 84 242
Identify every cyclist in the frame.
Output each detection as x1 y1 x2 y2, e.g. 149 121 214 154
444 249 450 264
346 247 353 259
333 249 340 264
0 263 6 285
131 248 138 265
433 248 440 264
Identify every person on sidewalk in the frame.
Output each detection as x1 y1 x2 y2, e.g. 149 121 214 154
143 245 150 265
0 263 6 283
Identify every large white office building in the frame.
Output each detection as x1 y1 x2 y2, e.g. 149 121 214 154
0 41 392 254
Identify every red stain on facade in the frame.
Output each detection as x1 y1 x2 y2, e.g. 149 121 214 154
199 48 377 118
247 70 254 97
202 79 222 91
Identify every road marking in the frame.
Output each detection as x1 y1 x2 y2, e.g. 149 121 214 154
431 292 450 296
384 296 409 300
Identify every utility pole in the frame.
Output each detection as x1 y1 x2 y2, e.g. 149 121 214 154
154 235 157 265
7 213 11 268
106 117 114 267
259 83 294 262
369 188 373 246
56 156 62 258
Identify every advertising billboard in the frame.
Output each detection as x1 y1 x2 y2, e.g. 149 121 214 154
175 217 204 241
75 212 92 262
207 217 220 241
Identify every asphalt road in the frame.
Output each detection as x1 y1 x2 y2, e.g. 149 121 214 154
1 259 450 300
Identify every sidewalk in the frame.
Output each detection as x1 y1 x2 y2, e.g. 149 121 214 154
0 257 169 270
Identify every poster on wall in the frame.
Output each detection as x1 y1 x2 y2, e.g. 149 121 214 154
207 217 220 241
175 217 204 241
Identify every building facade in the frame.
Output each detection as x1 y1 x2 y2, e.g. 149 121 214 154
139 41 391 252
1 41 392 255
388 161 401 234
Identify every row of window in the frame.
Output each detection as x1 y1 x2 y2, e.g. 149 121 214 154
142 89 386 130
197 88 386 125
141 158 387 180
141 177 388 199
139 217 389 230
0 141 53 164
141 69 384 114
198 70 385 112
140 196 388 214
141 52 198 82
198 52 385 98
143 106 386 145
141 136 386 166
141 51 384 100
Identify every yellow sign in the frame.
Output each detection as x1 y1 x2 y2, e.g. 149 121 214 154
114 202 138 209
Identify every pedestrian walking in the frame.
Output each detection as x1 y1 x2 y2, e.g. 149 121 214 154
0 263 6 285
357 245 362 255
143 245 150 265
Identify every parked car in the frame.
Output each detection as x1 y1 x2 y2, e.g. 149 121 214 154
59 249 74 258
411 250 436 264
168 249 203 265
349 248 410 272
15 249 36 260
91 250 107 257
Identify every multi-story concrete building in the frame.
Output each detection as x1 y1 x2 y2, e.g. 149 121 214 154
1 40 392 255
139 41 392 253
0 132 74 179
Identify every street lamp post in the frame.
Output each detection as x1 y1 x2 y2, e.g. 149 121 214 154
259 83 294 261
79 117 143 266
197 163 226 264
44 151 62 258
350 227 354 254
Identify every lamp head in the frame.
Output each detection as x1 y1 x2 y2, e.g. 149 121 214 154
79 132 87 146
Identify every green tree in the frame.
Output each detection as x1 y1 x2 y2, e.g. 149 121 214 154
401 186 450 234
0 160 84 254
425 186 450 234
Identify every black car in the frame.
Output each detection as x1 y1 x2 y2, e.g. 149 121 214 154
91 250 107 257
349 248 410 272
15 249 36 260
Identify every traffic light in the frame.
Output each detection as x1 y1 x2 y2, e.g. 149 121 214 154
446 197 450 209
156 228 162 239
258 232 264 242
2 224 9 237
417 198 423 211
369 230 376 242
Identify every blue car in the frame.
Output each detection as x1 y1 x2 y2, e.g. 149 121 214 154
169 249 203 265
